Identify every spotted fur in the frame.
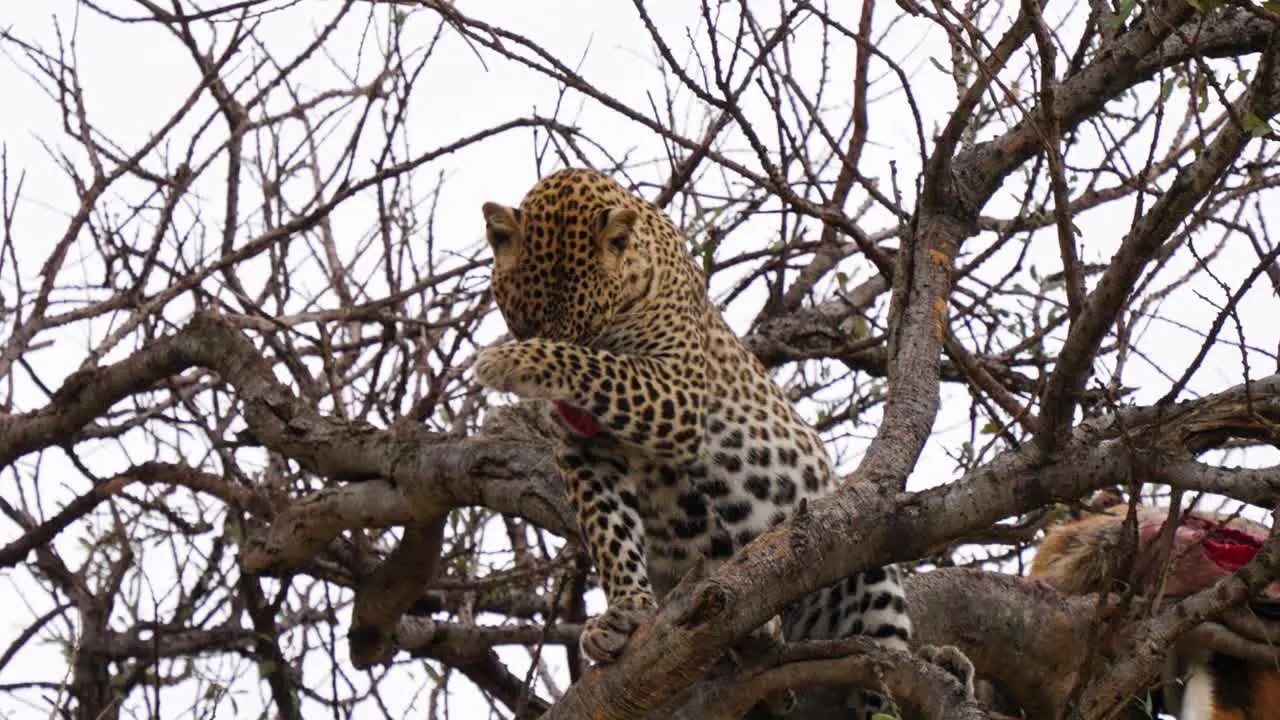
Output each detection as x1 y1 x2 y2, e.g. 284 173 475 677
474 169 913 718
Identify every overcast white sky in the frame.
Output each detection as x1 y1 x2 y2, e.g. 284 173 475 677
0 1 1277 718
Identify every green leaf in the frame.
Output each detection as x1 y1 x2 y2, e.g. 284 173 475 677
929 57 948 74
1242 111 1271 138
1109 0 1135 28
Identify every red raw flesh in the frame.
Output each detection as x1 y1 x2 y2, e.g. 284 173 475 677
1203 525 1263 571
554 401 600 436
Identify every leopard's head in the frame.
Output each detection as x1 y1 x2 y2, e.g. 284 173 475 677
483 169 647 345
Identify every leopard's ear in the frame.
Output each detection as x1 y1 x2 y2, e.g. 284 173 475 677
482 202 521 250
597 207 638 254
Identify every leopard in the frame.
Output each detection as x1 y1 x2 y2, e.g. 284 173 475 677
473 168 938 718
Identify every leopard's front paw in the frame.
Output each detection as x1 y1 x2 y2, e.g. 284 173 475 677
918 644 976 699
580 599 656 664
474 345 539 397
